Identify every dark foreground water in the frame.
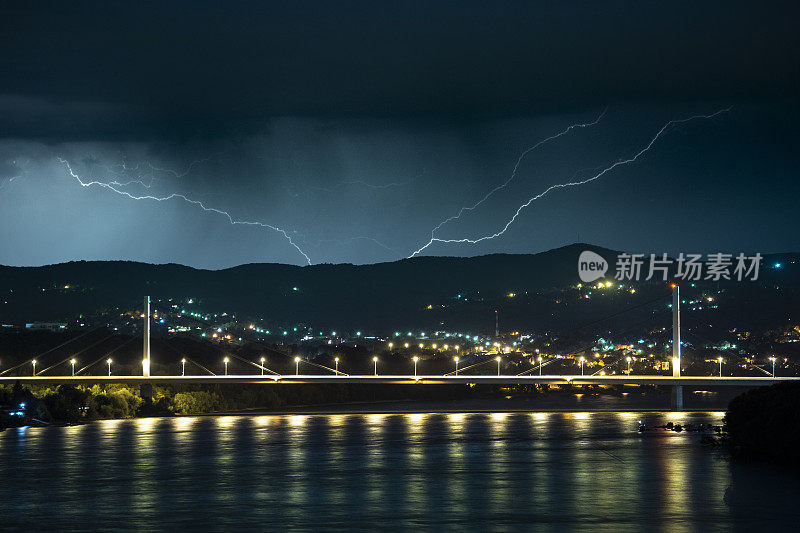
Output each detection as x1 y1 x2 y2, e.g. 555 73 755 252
2 410 799 531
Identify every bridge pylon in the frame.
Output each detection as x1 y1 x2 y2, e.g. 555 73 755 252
671 284 683 411
142 296 151 377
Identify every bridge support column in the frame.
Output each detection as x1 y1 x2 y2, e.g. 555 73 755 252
670 385 683 411
670 284 682 411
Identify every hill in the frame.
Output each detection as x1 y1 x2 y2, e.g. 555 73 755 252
1 244 798 335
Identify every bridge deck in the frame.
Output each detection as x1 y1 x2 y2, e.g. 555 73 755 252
0 375 796 386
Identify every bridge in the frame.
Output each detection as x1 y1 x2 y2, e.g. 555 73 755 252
1 375 795 387
3 292 794 411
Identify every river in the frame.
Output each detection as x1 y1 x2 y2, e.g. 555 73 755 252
1 409 799 531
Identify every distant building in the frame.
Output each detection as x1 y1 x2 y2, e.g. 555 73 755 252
25 322 67 332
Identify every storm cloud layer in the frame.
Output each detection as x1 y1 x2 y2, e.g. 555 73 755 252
1 2 798 267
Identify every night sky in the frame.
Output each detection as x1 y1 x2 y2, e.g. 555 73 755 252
1 1 798 268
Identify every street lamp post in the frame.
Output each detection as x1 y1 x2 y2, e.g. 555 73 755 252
454 356 459 376
579 356 585 376
32 359 37 376
295 356 301 376
373 356 378 375
107 358 112 376
538 356 542 376
223 356 229 376
70 358 76 376
413 356 418 377
769 356 776 377
496 356 501 376
626 356 631 374
335 357 340 375
718 356 723 377
181 358 186 376
259 357 266 375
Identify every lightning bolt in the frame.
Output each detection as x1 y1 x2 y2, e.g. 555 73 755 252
425 108 607 240
58 158 313 265
409 108 730 258
91 167 158 189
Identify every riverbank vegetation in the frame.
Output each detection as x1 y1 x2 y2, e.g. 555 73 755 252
2 381 482 425
2 381 693 427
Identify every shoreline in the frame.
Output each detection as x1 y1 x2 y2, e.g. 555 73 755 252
176 395 732 417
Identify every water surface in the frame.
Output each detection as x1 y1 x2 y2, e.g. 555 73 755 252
1 411 798 531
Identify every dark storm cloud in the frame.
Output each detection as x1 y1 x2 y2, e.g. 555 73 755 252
1 0 798 141
0 2 798 267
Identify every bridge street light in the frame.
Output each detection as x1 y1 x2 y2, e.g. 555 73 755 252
626 357 631 374
295 356 301 376
335 357 340 375
70 358 76 376
717 356 723 377
32 359 37 376
769 356 776 377
373 356 379 375
107 358 112 376
579 357 585 376
412 356 419 377
496 356 501 376
454 356 460 376
260 356 266 375
181 358 186 376
538 356 542 376
223 357 230 376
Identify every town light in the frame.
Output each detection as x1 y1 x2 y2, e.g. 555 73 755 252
454 356 460 375
295 356 301 375
260 356 266 375
70 358 77 376
496 356 501 376
32 359 37 376
223 356 229 375
412 356 419 377
107 358 112 376
334 356 340 375
181 358 186 376
718 356 723 377
373 356 379 375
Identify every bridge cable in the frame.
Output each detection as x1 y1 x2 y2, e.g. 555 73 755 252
0 326 107 376
75 336 138 375
226 353 280 375
35 332 118 375
154 338 216 375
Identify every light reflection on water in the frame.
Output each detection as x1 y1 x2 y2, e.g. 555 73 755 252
2 411 800 530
